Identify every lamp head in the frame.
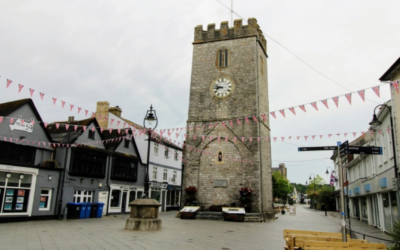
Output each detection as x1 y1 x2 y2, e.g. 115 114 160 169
325 170 329 175
369 114 381 127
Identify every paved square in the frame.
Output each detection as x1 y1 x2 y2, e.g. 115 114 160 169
0 205 387 250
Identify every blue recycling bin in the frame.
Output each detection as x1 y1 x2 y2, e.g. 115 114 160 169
96 203 104 218
82 203 92 218
79 203 86 219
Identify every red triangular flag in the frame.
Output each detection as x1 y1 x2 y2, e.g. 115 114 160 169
61 101 66 108
311 102 318 111
40 92 44 100
304 136 308 141
83 126 87 132
345 93 352 105
312 135 315 140
74 125 78 131
6 79 12 88
319 135 323 139
56 123 60 129
270 112 276 119
332 97 339 108
70 104 74 112
289 107 296 115
52 98 57 105
321 99 329 109
279 110 285 118
109 128 112 134
358 90 365 102
328 134 332 138
85 110 88 116
65 124 69 131
299 105 306 112
273 137 277 142
372 86 380 97
281 137 284 142
29 88 34 97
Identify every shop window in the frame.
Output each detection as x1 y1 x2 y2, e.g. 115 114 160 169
39 189 52 211
111 156 138 182
73 190 93 203
0 172 33 214
163 169 168 181
88 129 95 140
111 190 121 207
152 167 158 180
69 148 107 178
129 191 136 203
124 139 129 149
151 189 161 203
0 141 36 166
137 191 143 199
154 143 158 155
361 197 367 219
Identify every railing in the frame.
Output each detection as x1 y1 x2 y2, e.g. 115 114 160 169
346 227 400 246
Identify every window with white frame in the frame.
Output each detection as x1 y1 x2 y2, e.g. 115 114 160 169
39 189 52 211
73 190 93 203
164 148 169 158
173 171 177 183
382 131 389 162
163 169 168 181
152 167 158 180
174 150 178 160
154 143 158 155
377 135 383 166
389 129 394 158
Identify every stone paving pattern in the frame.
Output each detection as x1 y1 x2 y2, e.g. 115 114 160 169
0 204 394 250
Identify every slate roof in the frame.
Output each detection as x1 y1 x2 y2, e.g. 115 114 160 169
46 118 102 144
379 57 400 81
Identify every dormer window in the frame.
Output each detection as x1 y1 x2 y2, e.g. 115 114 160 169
88 130 95 140
217 49 228 68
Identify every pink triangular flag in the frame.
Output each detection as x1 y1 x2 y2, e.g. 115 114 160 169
372 86 380 97
44 122 48 128
40 92 44 100
289 107 296 115
270 112 276 119
52 98 57 105
29 88 34 97
70 104 74 112
392 81 400 94
61 101 66 108
312 135 315 140
353 132 357 137
109 128 112 134
6 79 12 88
358 90 365 102
273 137 277 142
304 136 308 141
74 125 78 131
319 135 323 139
83 126 87 132
321 99 329 109
85 110 88 116
387 128 391 134
328 134 332 138
345 93 352 105
299 105 306 112
311 102 318 111
78 107 82 114
279 110 285 118
297 136 300 140
281 137 284 142
344 133 348 137
65 124 70 131
56 123 60 129
332 97 339 108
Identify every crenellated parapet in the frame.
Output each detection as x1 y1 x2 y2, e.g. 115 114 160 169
194 18 267 53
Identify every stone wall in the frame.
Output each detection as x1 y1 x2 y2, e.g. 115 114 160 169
184 19 273 218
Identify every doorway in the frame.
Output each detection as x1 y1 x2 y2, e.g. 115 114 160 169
121 192 127 213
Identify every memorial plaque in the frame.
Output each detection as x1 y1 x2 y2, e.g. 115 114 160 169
213 180 227 187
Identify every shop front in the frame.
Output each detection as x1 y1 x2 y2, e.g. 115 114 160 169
149 182 168 211
166 185 181 211
0 166 38 217
108 184 143 214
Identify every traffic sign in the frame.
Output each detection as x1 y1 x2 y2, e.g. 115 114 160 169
340 141 349 157
347 146 382 155
298 146 337 151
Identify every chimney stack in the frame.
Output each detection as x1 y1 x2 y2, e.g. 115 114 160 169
68 116 74 123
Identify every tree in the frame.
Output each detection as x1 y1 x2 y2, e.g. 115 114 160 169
306 175 325 196
272 171 292 202
317 185 335 210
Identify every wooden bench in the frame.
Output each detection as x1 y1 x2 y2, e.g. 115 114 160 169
284 235 366 250
284 229 350 238
302 241 386 249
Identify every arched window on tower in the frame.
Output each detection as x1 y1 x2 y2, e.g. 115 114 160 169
218 151 223 162
218 49 228 68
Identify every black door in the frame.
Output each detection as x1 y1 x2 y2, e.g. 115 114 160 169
121 192 127 213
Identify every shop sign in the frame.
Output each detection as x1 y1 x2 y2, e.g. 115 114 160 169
213 179 227 187
9 115 35 133
150 182 168 189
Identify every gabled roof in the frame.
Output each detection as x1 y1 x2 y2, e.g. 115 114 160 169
46 118 104 144
379 57 400 81
102 128 144 164
0 98 54 143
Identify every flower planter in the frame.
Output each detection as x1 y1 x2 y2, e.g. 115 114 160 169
223 213 245 222
180 212 197 219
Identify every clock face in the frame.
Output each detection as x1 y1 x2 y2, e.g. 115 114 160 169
213 78 232 98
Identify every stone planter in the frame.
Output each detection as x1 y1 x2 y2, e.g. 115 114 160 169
125 199 162 231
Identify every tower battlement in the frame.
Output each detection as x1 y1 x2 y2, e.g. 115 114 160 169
194 18 266 53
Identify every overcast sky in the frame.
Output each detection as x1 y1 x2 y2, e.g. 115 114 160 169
1 0 399 185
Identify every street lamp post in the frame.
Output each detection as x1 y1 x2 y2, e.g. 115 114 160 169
369 104 400 221
309 174 316 209
143 104 158 198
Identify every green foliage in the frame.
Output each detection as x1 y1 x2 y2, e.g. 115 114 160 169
307 175 325 195
388 221 400 250
291 183 307 194
272 171 291 199
317 185 335 209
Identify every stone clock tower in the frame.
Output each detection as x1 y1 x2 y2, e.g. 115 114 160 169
184 18 274 220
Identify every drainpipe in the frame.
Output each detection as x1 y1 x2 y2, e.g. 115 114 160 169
106 154 113 215
56 131 69 219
